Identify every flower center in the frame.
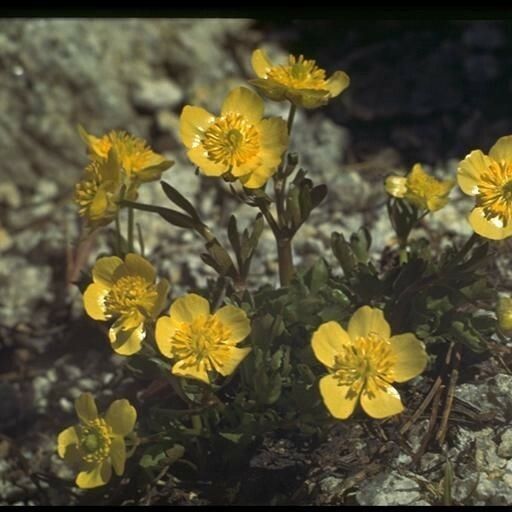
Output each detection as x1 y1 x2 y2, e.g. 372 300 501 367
333 332 396 387
74 163 102 216
104 275 157 318
267 54 328 90
202 113 260 168
171 314 232 365
476 160 512 226
78 418 112 463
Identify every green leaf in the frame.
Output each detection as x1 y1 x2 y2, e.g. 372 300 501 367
161 181 201 221
122 200 199 230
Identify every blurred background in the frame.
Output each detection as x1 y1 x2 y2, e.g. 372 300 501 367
1 19 512 505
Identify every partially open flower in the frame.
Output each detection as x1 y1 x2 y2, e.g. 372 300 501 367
311 306 427 419
179 86 288 189
457 135 512 240
385 163 454 212
250 49 350 109
497 296 512 333
79 126 174 184
155 293 251 384
57 393 137 489
83 253 169 355
74 148 122 230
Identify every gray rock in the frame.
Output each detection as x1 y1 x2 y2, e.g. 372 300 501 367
356 470 428 506
132 78 183 111
498 428 512 458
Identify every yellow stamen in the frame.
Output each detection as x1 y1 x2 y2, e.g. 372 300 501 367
202 113 260 168
476 160 512 226
78 418 112 463
267 54 328 90
104 275 158 318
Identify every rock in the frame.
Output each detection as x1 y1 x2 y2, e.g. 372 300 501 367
356 470 429 506
498 429 512 458
132 78 183 111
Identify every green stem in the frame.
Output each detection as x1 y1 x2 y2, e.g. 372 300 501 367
115 213 122 256
287 103 297 137
127 206 134 253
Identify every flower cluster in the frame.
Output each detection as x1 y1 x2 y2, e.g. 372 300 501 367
60 45 507 496
74 127 174 230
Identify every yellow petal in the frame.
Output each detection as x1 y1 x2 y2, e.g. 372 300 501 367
75 393 98 423
389 333 428 383
105 399 137 436
150 279 170 319
109 321 146 356
385 175 407 198
213 305 251 344
249 78 288 102
360 380 404 419
187 146 227 177
457 150 492 196
319 374 361 419
155 315 177 358
83 283 109 321
110 437 126 476
489 135 512 163
179 106 215 149
259 118 288 154
92 256 123 286
311 321 351 369
76 460 112 489
221 87 264 124
172 357 210 384
348 306 391 341
239 163 276 189
170 293 210 324
426 195 450 212
88 188 109 219
251 48 273 78
123 253 156 282
210 346 251 377
57 426 79 458
468 207 512 240
325 70 350 97
286 88 329 109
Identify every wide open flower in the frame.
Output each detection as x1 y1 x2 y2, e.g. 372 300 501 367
155 293 251 384
79 126 174 184
311 306 427 419
57 393 137 489
179 86 288 189
457 135 512 240
83 253 169 355
250 48 350 109
385 163 454 212
74 148 122 230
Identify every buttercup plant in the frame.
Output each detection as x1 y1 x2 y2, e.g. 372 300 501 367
59 46 505 500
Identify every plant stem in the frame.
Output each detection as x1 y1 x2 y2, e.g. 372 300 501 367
127 206 134 253
273 102 298 286
115 213 122 256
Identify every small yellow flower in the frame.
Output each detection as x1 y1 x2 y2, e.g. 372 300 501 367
250 48 350 109
83 253 169 355
497 296 512 333
57 393 137 489
385 163 455 212
457 135 512 240
74 148 122 229
311 306 427 419
179 86 288 189
155 293 251 384
79 126 174 184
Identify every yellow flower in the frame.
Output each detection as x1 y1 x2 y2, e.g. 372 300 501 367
79 126 174 184
250 48 350 109
74 148 122 229
457 135 512 240
155 293 251 384
385 163 455 212
497 296 512 333
57 393 137 489
311 306 427 419
179 86 288 189
83 253 169 355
